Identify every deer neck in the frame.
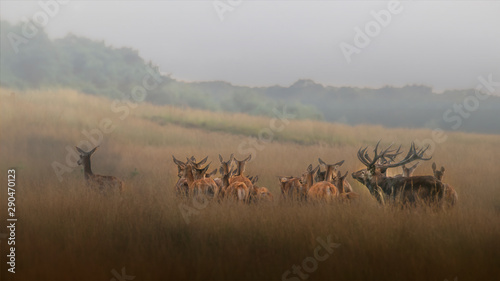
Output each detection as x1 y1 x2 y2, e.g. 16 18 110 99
337 178 345 193
184 167 195 186
325 166 334 182
82 157 93 179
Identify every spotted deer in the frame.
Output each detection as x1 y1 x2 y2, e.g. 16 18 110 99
352 142 445 205
76 146 123 193
432 163 458 206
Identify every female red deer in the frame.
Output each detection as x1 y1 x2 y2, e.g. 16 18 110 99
318 158 353 192
229 155 254 191
432 163 458 206
172 155 208 197
76 146 123 193
279 176 304 201
221 169 249 203
248 176 273 203
352 142 445 205
184 163 219 198
334 171 359 201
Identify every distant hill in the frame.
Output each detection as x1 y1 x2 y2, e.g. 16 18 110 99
1 20 499 134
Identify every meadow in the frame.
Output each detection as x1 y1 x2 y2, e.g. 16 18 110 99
0 88 499 281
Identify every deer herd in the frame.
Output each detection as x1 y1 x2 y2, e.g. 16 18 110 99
75 141 458 207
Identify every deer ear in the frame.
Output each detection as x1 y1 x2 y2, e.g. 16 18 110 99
75 146 85 154
343 171 349 178
441 167 445 173
244 154 252 162
318 158 326 166
219 154 223 163
307 164 312 172
89 146 99 155
313 165 320 174
432 162 437 172
337 171 341 178
198 156 209 166
334 160 345 167
229 154 234 162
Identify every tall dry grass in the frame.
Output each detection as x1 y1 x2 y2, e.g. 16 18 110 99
0 88 499 280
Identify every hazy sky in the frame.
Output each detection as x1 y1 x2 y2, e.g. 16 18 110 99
1 1 499 91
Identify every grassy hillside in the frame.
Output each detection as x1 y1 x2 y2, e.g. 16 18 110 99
0 88 499 280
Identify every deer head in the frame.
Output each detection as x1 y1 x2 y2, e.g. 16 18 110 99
234 154 252 176
219 154 234 175
432 162 446 181
318 158 344 181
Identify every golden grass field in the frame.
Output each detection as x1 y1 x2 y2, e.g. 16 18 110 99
0 88 499 281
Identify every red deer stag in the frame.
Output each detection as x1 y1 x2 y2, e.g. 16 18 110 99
352 142 445 205
432 163 458 206
76 146 123 193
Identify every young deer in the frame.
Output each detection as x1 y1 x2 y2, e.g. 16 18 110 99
248 176 274 203
308 169 338 203
279 176 304 201
334 171 359 201
76 146 123 193
173 156 209 197
216 154 234 189
229 155 254 191
190 163 219 199
318 158 353 192
222 169 249 203
352 142 444 205
432 163 458 206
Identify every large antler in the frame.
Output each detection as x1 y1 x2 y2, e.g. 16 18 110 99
358 141 431 171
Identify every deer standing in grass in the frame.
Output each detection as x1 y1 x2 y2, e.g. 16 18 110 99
352 142 445 205
182 161 219 199
432 163 458 206
173 156 208 197
334 171 359 201
76 146 123 193
307 164 338 202
248 176 274 203
318 158 353 192
221 168 249 202
216 154 234 190
229 155 254 191
279 176 305 201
